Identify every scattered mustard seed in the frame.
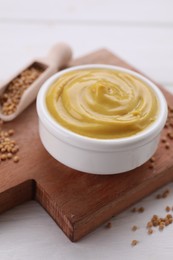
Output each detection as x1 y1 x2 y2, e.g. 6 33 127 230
168 218 173 224
1 154 7 161
165 206 171 212
159 223 165 231
131 240 139 246
150 157 155 163
148 228 153 235
146 221 153 228
138 207 145 213
0 127 19 164
8 129 14 136
132 225 138 231
152 214 159 220
165 219 169 226
166 214 172 219
146 208 173 234
162 189 170 198
156 194 161 199
152 220 159 227
7 153 12 159
13 155 19 163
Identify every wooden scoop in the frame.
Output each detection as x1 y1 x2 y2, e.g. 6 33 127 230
0 42 72 121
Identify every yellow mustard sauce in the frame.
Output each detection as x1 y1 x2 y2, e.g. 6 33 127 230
46 69 158 139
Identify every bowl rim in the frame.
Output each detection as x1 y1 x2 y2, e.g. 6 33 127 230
37 64 168 149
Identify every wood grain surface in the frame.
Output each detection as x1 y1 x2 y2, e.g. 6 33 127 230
0 49 173 242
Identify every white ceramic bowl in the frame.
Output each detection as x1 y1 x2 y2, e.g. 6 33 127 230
37 65 168 175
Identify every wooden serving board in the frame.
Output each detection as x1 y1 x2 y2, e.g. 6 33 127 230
1 49 173 242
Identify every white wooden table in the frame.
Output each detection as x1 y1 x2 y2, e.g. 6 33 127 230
0 1 173 259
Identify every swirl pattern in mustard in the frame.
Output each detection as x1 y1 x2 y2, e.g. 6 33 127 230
46 69 158 139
